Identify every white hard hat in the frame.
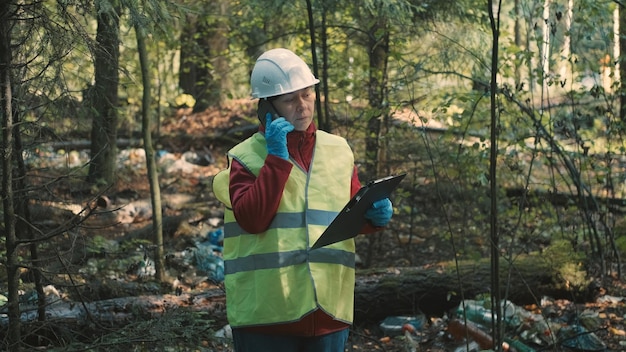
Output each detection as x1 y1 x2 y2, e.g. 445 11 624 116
250 48 320 99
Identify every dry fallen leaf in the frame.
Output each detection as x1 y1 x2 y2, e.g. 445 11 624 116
608 327 626 336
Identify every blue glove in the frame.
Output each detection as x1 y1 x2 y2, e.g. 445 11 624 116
265 112 294 160
364 198 393 227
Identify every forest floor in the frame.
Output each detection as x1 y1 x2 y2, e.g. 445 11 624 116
4 100 626 351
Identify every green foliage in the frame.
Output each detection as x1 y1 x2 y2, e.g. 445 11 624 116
173 93 196 108
80 238 153 279
86 235 119 255
542 239 590 290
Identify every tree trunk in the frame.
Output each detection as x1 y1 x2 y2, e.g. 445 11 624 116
619 4 626 122
134 19 165 282
87 1 121 185
320 7 331 133
514 0 521 86
13 56 47 336
487 1 503 347
205 0 230 109
540 0 550 96
178 15 197 97
557 0 573 83
179 0 230 113
0 2 22 350
305 0 331 133
363 17 390 269
364 18 390 181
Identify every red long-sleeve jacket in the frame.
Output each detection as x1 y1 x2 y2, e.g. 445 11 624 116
227 122 378 336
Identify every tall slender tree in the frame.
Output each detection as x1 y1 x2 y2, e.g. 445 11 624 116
0 1 21 350
305 0 326 131
88 0 121 185
488 0 503 349
365 14 391 179
179 0 230 112
619 2 626 122
130 3 166 282
540 0 551 97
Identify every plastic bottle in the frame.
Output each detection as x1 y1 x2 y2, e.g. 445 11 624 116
447 318 493 350
379 315 426 336
504 337 536 352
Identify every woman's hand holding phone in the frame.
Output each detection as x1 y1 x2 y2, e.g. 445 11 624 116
265 113 294 160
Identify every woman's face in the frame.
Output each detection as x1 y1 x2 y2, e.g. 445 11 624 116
273 87 316 131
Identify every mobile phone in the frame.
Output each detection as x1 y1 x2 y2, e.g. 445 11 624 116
257 99 280 126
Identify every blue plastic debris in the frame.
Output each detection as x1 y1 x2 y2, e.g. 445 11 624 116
379 315 426 336
194 243 224 283
208 228 224 249
558 324 607 352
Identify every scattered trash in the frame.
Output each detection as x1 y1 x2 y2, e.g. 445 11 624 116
42 285 61 300
456 298 530 328
182 149 215 166
451 340 480 352
608 326 626 337
23 146 89 169
183 227 225 283
214 324 232 339
504 337 536 352
379 315 426 336
456 298 561 347
18 290 39 305
207 217 222 227
207 228 224 251
518 315 560 346
447 318 494 350
127 255 155 278
447 296 617 351
402 322 420 352
447 319 538 352
194 238 224 283
558 324 607 351
595 295 625 304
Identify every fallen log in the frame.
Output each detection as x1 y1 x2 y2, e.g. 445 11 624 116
505 187 626 213
1 251 592 333
353 253 592 324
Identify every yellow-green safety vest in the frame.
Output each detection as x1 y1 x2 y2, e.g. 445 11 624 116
212 130 356 328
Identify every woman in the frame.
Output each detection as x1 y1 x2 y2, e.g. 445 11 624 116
213 48 393 352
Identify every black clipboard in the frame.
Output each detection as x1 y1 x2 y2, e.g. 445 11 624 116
311 173 406 249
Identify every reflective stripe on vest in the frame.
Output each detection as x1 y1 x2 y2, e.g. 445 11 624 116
214 130 356 328
223 209 336 238
224 247 355 275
